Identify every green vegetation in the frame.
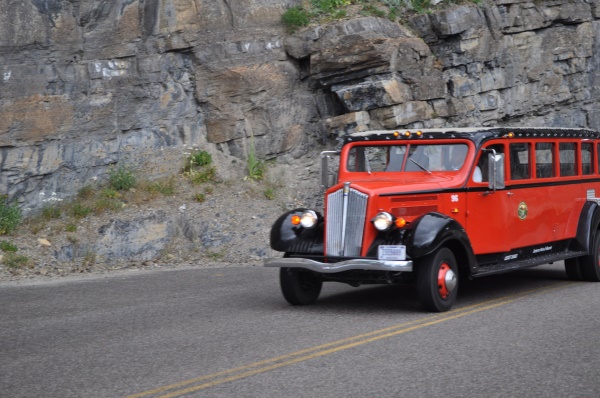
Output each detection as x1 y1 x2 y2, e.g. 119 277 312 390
0 196 22 235
77 185 95 200
189 167 217 185
205 250 225 260
41 205 61 221
246 136 266 181
101 188 119 199
143 177 177 196
281 0 472 31
281 6 311 32
184 149 212 172
193 193 206 203
407 0 432 14
108 164 137 191
70 203 93 219
190 150 212 168
0 240 18 253
264 188 275 200
182 149 217 185
2 253 30 269
361 3 386 17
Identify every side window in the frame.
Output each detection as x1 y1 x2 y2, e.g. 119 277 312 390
509 143 530 180
559 142 577 177
581 143 593 175
535 142 554 178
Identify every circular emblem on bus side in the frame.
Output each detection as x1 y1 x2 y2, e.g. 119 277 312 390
518 202 528 220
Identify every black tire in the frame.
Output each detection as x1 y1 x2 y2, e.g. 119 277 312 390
416 248 459 312
280 268 323 305
579 233 600 282
564 258 584 281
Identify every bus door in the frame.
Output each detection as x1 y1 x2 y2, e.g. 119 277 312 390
503 142 540 249
505 142 569 249
466 143 511 255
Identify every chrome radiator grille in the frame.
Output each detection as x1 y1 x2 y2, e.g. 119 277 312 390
326 184 368 256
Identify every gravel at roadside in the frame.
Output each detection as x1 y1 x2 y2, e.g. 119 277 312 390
0 159 323 283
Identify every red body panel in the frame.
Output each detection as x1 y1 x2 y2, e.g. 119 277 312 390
328 135 600 258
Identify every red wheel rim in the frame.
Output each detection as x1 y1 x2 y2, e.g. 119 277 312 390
438 263 451 299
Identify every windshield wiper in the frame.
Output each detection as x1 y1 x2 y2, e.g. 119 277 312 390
409 158 432 174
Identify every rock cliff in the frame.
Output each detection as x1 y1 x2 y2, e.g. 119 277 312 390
2 0 600 269
3 0 600 207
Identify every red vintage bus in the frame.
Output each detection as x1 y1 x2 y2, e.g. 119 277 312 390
265 127 600 311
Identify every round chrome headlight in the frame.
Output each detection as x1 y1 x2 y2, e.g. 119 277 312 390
300 210 318 228
372 212 394 231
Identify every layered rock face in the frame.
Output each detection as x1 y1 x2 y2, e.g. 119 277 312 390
2 0 600 211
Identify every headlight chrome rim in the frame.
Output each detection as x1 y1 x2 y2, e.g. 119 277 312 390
300 210 319 229
372 212 394 231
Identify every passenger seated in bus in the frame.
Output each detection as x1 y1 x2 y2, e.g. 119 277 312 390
473 165 482 182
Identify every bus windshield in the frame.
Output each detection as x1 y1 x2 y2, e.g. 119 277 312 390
346 144 469 173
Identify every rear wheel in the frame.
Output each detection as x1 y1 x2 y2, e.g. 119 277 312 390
416 248 459 312
564 258 584 281
280 268 323 305
579 233 600 282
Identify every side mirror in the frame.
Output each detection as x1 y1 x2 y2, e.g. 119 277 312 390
488 152 505 191
320 151 340 190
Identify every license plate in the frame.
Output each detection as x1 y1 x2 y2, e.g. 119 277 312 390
378 245 406 261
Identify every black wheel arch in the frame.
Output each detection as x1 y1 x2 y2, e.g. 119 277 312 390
270 209 324 254
404 212 476 275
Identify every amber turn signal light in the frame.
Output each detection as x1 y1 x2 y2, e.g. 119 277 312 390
395 217 407 228
291 215 301 225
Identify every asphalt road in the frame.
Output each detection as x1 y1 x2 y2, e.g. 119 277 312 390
1 262 599 398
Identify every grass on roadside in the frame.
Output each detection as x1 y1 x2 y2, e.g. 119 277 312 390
281 0 483 33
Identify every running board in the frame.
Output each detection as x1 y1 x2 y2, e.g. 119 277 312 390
472 250 588 278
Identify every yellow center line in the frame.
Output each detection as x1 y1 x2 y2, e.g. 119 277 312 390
127 282 573 398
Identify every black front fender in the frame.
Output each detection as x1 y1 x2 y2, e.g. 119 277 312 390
404 212 473 260
270 209 324 254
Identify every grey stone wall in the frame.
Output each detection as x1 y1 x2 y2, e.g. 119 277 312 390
2 0 600 210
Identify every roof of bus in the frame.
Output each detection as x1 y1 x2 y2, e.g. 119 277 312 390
345 127 600 145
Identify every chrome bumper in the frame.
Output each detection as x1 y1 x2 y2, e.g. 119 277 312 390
264 257 413 273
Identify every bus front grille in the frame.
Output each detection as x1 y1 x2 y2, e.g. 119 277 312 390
326 185 368 257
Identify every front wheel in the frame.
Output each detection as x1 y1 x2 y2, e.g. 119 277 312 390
416 248 459 312
578 233 600 282
280 268 323 305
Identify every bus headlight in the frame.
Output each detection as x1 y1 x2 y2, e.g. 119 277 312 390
372 212 394 231
300 210 319 228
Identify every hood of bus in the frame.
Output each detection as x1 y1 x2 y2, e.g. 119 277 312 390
332 175 458 196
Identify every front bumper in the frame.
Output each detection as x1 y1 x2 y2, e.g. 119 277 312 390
264 257 413 273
